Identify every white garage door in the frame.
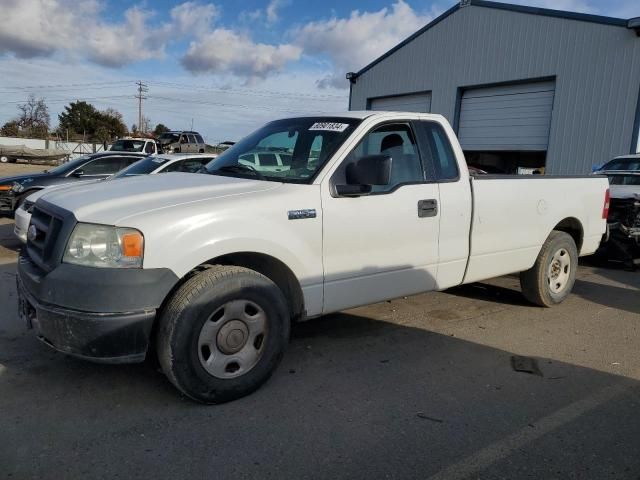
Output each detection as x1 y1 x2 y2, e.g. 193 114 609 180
458 81 555 151
369 93 431 113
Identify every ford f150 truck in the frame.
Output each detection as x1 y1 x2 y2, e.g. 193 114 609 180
17 112 609 403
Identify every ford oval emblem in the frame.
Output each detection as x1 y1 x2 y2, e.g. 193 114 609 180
27 225 38 242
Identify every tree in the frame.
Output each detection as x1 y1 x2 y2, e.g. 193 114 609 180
57 101 127 141
1 120 20 137
58 101 101 139
153 123 170 136
99 109 127 139
17 94 50 138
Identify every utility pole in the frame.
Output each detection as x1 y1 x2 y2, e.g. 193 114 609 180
135 80 148 134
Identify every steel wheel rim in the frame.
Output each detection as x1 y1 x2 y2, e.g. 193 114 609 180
547 248 571 294
197 299 268 379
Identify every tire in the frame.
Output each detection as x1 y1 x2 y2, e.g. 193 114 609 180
199 149 205 153
157 265 290 404
0 156 9 163
520 231 578 307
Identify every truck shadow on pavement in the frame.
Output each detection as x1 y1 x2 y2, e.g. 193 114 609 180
1 258 640 479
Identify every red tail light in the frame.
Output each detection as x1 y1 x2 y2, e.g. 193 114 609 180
602 188 610 219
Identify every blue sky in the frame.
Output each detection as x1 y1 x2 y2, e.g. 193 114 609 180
0 0 639 142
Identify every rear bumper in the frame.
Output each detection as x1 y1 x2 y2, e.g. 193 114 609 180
17 253 179 363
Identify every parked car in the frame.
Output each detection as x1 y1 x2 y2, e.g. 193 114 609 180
0 151 148 214
238 151 292 173
17 112 608 403
592 154 640 174
597 171 640 269
13 154 216 243
158 131 206 153
110 137 159 155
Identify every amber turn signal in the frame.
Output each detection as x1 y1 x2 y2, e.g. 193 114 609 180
121 232 144 257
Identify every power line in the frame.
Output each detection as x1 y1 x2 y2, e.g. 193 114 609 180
0 80 133 93
148 80 346 101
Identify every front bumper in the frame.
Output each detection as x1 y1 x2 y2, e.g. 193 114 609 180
17 253 179 363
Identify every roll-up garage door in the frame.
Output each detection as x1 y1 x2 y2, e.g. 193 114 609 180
458 81 555 151
369 93 431 113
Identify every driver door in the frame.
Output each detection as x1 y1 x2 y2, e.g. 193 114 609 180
321 122 440 313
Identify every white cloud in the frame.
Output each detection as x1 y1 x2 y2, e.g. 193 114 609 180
239 0 290 25
294 0 433 89
170 1 219 36
0 0 218 67
86 7 171 67
266 0 289 23
0 0 93 58
181 29 302 82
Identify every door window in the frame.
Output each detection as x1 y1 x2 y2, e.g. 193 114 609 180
188 135 197 144
416 122 459 181
257 153 278 167
195 134 205 144
80 157 123 175
336 123 424 193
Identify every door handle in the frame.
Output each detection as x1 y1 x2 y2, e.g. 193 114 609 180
418 199 438 218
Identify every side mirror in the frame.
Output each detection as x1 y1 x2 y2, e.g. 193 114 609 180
336 154 392 197
72 169 84 177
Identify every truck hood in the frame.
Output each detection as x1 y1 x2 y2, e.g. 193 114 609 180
26 179 101 203
38 172 282 225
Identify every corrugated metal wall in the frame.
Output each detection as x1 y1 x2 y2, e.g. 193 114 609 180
350 4 640 174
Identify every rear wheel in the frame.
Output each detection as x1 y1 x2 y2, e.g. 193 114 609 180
0 156 10 163
520 231 578 307
157 265 290 403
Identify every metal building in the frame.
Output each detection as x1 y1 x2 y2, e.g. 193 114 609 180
348 0 640 174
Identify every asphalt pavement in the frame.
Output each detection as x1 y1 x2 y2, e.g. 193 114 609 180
0 211 639 480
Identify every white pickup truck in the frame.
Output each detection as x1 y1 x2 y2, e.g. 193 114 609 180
17 112 609 403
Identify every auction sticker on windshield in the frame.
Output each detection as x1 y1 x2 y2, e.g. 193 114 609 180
309 122 350 132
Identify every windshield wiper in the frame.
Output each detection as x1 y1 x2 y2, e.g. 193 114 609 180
211 164 265 180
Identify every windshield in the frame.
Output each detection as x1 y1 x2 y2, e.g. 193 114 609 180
159 133 180 144
113 156 170 177
47 155 92 175
205 117 361 183
110 139 146 152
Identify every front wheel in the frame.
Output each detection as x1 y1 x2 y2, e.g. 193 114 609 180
520 231 578 307
157 265 290 403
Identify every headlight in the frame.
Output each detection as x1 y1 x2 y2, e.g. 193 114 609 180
11 182 24 193
63 223 144 268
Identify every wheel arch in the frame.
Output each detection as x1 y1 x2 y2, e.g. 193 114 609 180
552 217 584 253
163 251 306 322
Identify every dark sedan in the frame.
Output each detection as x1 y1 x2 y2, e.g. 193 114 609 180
0 151 148 214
